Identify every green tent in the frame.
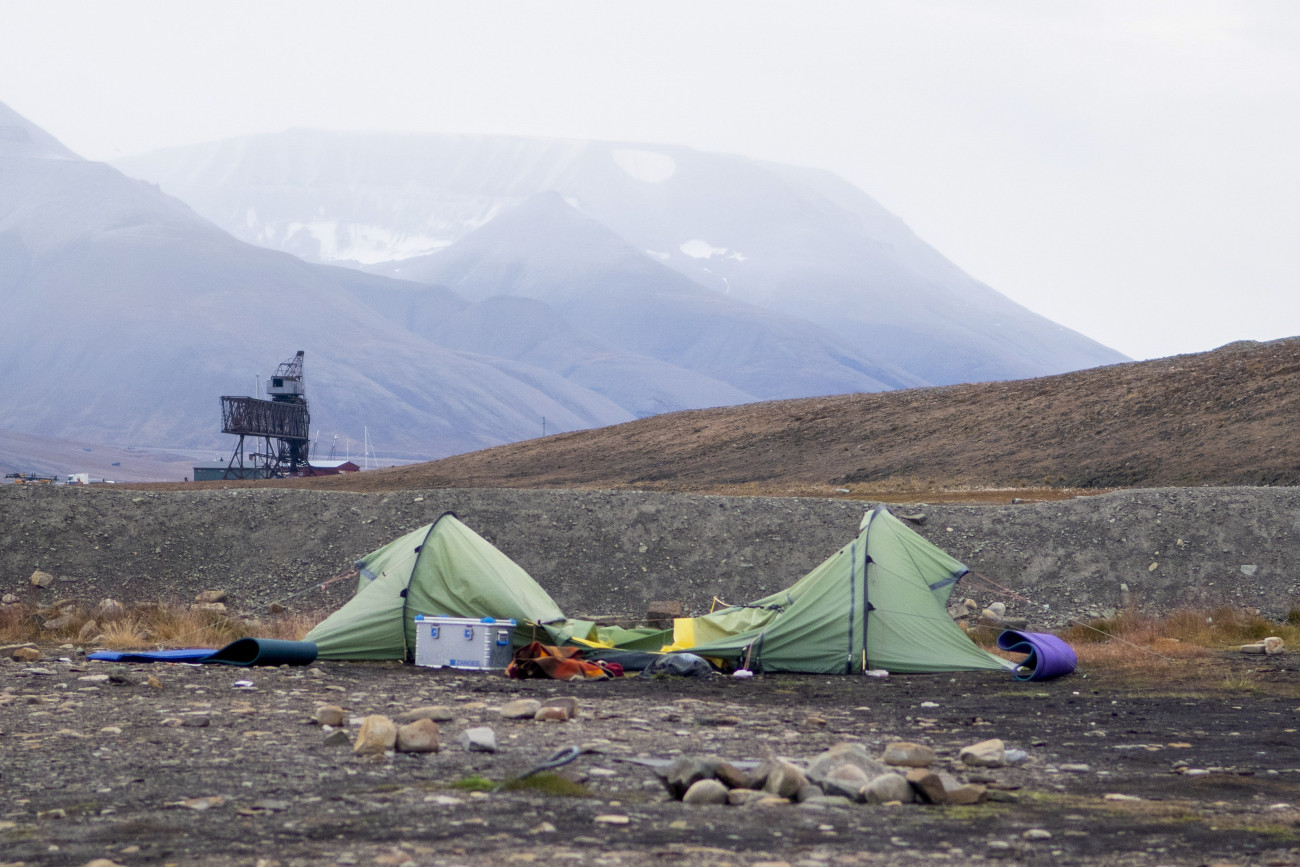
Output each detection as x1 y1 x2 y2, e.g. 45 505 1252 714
305 512 565 660
632 504 1015 674
306 506 1012 675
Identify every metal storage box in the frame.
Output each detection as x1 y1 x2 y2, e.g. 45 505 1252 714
413 615 517 670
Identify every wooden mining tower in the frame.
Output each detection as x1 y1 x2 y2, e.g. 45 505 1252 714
219 351 310 479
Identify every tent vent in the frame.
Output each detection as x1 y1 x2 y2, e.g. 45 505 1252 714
928 576 960 591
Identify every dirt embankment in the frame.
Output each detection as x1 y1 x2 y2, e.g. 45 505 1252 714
3 485 1299 626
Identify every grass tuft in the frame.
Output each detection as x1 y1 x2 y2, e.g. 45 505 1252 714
0 601 324 648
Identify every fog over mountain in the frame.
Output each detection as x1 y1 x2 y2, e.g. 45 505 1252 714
114 130 1128 386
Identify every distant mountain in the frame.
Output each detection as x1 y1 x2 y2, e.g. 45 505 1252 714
1 102 676 458
114 130 1128 385
399 191 922 399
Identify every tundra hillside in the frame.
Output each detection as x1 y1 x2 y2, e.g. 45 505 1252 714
226 336 1300 498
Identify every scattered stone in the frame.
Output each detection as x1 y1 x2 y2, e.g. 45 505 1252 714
883 741 936 768
395 719 440 753
498 698 542 719
12 645 41 662
1059 763 1091 773
268 602 285 615
960 738 1007 768
106 665 137 685
905 769 946 804
353 715 397 755
661 755 717 799
1 593 19 604
195 589 227 604
988 602 1007 617
714 760 759 790
806 742 890 786
529 821 557 834
146 675 162 689
682 778 730 805
763 759 809 799
190 601 227 614
44 611 79 630
182 715 210 728
1022 829 1053 841
593 814 630 825
95 598 125 619
457 726 497 752
314 705 345 727
1240 565 1258 577
534 705 569 722
821 764 871 801
30 569 54 588
862 772 914 804
398 706 455 724
322 729 351 748
538 696 579 720
938 774 986 805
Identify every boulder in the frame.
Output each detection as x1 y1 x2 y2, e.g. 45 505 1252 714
862 772 914 804
498 699 542 719
314 705 345 727
681 778 729 805
30 570 54 588
959 738 1006 768
352 715 397 755
806 742 890 785
762 760 809 799
821 764 870 801
457 726 497 752
537 697 579 720
12 646 41 662
883 741 936 768
95 598 126 619
398 705 455 723
938 774 986 805
661 755 717 799
905 768 946 804
195 590 227 604
395 719 440 753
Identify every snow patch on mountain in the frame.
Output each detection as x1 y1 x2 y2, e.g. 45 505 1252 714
680 239 746 262
612 148 676 183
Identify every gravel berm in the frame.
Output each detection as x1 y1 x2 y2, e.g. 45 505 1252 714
3 485 1299 625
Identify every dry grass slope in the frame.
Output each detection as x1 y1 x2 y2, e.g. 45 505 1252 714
135 336 1300 499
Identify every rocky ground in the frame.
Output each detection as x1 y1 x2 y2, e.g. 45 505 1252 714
2 644 1299 867
3 483 1300 866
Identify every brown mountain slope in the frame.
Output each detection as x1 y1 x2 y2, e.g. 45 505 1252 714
155 336 1300 498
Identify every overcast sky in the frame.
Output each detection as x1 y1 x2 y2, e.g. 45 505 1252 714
3 0 1297 361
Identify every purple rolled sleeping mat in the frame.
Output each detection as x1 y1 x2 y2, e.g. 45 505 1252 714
997 630 1078 681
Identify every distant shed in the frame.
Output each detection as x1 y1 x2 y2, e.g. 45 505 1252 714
303 460 360 476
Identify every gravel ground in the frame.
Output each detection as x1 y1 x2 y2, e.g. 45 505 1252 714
3 485 1300 627
2 647 1298 867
